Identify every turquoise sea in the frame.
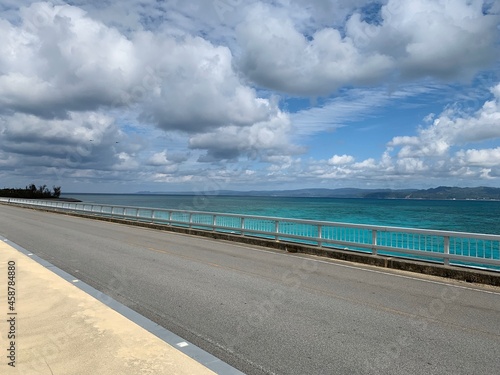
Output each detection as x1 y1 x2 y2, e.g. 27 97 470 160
63 194 500 235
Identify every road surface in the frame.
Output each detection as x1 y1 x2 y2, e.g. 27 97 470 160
0 204 499 374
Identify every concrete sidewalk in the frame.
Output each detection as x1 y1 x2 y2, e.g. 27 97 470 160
0 240 220 375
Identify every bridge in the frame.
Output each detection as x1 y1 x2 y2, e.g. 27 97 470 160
2 197 500 273
0 201 499 374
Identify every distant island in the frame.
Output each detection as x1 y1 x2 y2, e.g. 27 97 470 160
136 186 500 200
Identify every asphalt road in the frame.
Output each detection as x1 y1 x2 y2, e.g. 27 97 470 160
1 204 499 375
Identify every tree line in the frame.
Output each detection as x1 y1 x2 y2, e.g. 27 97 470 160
0 184 61 199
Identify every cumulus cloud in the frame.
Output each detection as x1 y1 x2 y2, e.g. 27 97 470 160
456 147 500 168
147 150 172 167
0 1 295 174
0 110 148 189
237 2 393 96
389 83 500 158
0 111 131 169
0 2 281 135
328 154 355 165
361 0 498 80
137 34 275 133
237 0 499 96
147 149 187 167
0 2 140 118
188 111 304 162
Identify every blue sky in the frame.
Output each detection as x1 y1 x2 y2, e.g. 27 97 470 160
0 0 499 193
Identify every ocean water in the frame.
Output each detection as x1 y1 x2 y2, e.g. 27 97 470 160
63 193 500 235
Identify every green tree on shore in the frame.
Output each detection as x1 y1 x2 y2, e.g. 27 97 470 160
0 184 62 199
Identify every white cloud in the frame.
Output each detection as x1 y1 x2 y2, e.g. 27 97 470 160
138 34 276 133
146 150 187 171
188 111 304 162
0 2 280 135
389 83 500 158
148 150 172 167
328 154 355 165
1 112 120 159
114 152 139 171
0 2 139 118
237 3 393 96
395 158 428 173
367 0 498 80
0 110 150 187
237 0 499 96
456 147 500 168
353 158 378 170
0 1 297 168
0 108 217 187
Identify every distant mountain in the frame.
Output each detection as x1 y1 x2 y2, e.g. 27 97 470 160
135 186 500 200
213 188 413 198
365 186 500 200
136 188 401 198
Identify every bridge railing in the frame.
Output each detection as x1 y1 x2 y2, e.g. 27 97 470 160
2 197 499 270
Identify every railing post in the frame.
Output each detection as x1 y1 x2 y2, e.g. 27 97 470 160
318 225 323 248
241 217 245 236
212 215 217 232
372 230 378 256
151 210 155 223
443 236 450 266
189 213 193 228
168 211 172 226
275 220 279 241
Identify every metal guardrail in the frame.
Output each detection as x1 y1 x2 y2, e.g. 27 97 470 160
1 197 500 270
